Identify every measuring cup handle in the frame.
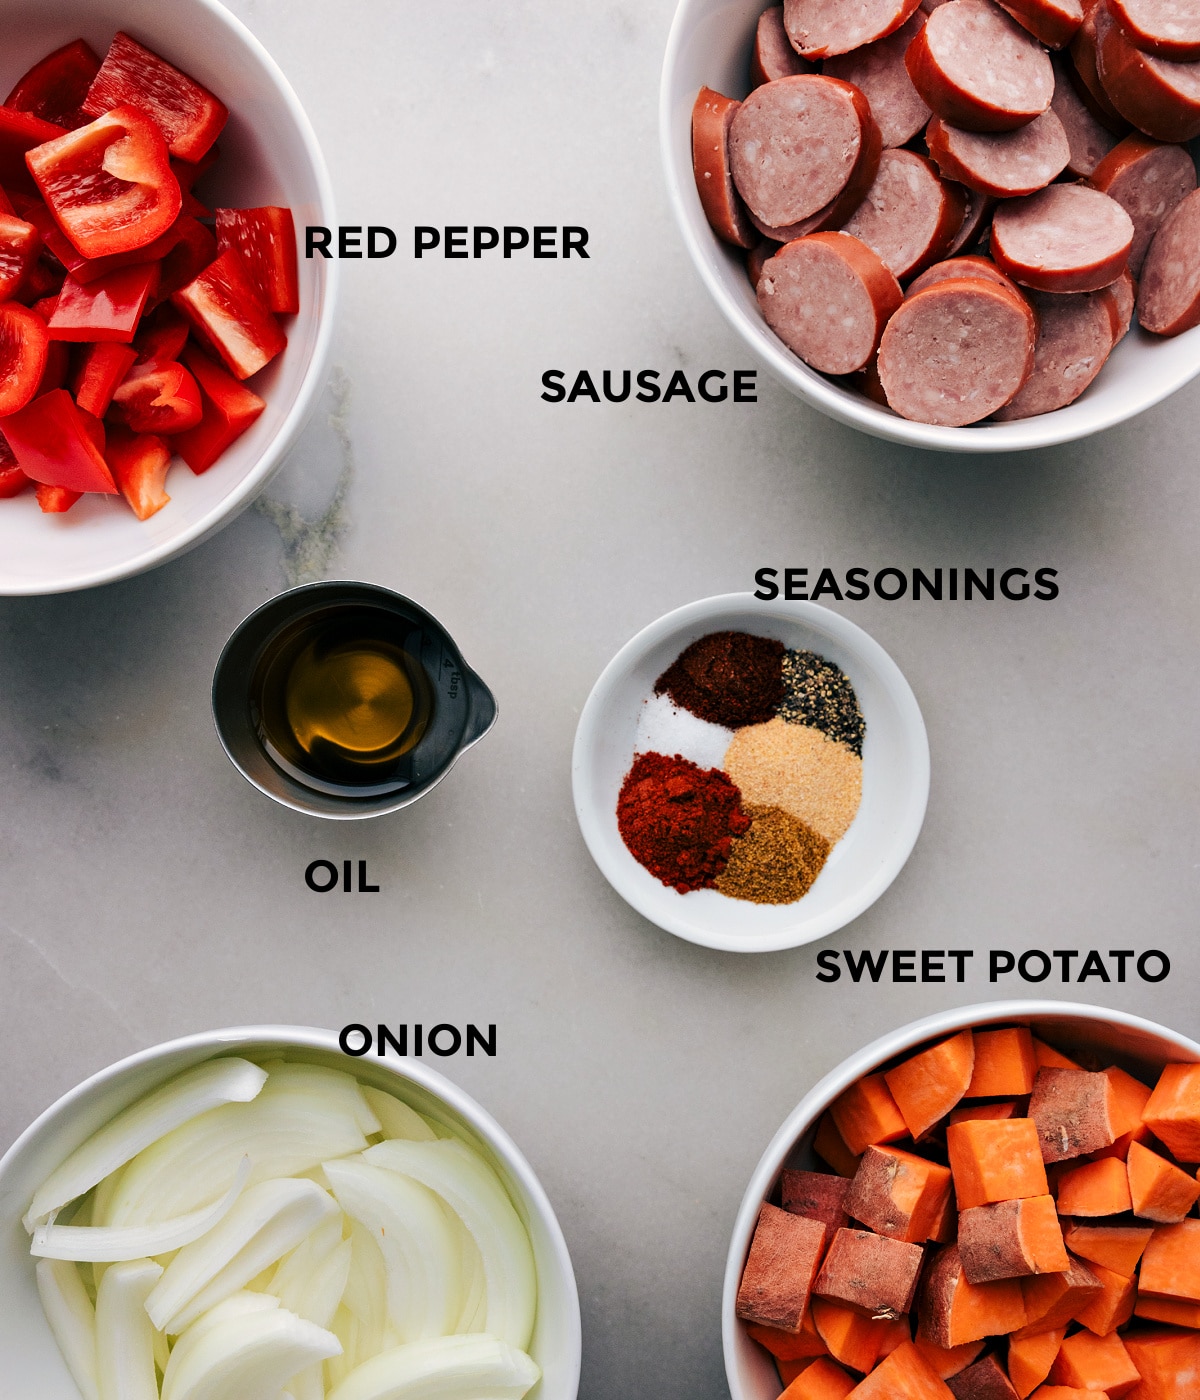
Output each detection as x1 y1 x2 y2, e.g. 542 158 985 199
461 667 498 749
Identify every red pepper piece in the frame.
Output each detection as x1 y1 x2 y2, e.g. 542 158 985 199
0 427 29 495
171 145 218 192
36 482 81 512
172 249 285 380
4 387 115 493
176 344 265 473
6 40 101 129
72 341 137 416
83 33 227 162
133 304 189 364
152 217 216 304
179 187 211 221
26 105 181 260
30 292 59 322
106 424 171 519
111 358 202 435
36 340 70 397
214 207 299 315
48 263 157 343
0 107 66 191
0 300 49 414
0 212 40 300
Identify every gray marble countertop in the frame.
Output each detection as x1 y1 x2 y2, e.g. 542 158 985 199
2 4 1199 1398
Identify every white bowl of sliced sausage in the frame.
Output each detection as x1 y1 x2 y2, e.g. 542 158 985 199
662 0 1200 451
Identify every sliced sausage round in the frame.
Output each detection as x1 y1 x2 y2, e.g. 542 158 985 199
757 231 904 372
729 76 877 229
1095 0 1200 142
823 12 931 146
878 277 1037 423
784 0 922 58
991 183 1134 289
996 0 1084 49
753 6 815 86
947 187 997 251
841 149 967 280
1051 57 1120 175
747 238 781 290
692 87 758 248
1108 0 1200 61
1069 5 1130 130
1089 133 1197 274
1104 266 1136 337
992 289 1116 417
905 0 1055 130
1136 185 1200 333
926 110 1070 196
907 252 1022 294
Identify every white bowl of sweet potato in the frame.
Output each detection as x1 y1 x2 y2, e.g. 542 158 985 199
724 1001 1200 1400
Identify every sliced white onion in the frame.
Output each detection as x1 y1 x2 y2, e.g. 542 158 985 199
36 1258 100 1400
146 1177 339 1334
360 1088 437 1143
165 1290 281 1379
325 1334 540 1400
32 1158 251 1263
274 1237 353 1330
364 1141 536 1350
25 1060 268 1233
160 1305 341 1400
95 1259 162 1400
268 1217 344 1307
107 1065 376 1227
289 1365 327 1400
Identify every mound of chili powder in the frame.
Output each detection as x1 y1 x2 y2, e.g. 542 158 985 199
617 751 751 893
654 631 784 728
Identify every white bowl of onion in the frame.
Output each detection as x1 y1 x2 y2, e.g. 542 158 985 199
0 1026 581 1400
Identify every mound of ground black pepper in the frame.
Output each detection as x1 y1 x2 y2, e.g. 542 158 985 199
654 631 784 728
779 649 865 756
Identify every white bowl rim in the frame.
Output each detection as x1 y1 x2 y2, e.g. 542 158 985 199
721 999 1200 1400
659 0 1200 455
0 1023 582 1397
571 592 930 953
0 0 340 596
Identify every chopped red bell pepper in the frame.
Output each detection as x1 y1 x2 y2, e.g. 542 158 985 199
36 340 70 396
134 304 188 363
72 341 137 416
26 105 181 260
6 40 101 129
3 387 116 493
30 292 58 322
176 344 265 473
152 217 216 303
0 106 65 189
0 300 49 414
105 424 171 519
172 249 285 380
48 262 157 342
0 212 40 299
0 427 29 495
171 145 218 191
83 33 227 162
214 207 299 316
111 357 202 434
35 482 81 512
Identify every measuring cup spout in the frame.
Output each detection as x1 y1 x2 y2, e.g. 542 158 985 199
461 668 498 750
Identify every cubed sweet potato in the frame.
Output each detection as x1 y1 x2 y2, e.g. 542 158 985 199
1103 1067 1152 1140
737 1203 828 1331
1138 1220 1200 1304
748 1311 827 1360
779 1358 813 1386
950 1103 1020 1128
1133 1295 1200 1328
967 1030 1037 1100
1060 1224 1152 1278
914 1335 987 1380
1028 1070 1118 1164
814 1227 924 1318
947 1119 1049 1210
947 1354 1019 1400
1055 1158 1132 1217
830 1074 908 1158
958 1195 1069 1283
1031 1041 1082 1072
847 1339 955 1399
1016 1256 1102 1335
815 1112 863 1179
1050 1326 1139 1396
919 1245 1027 1349
784 1170 852 1250
1007 1329 1065 1399
1072 1261 1134 1336
1028 1389 1100 1399
1123 1327 1200 1399
783 1355 858 1400
1143 1064 1200 1163
1127 1141 1200 1224
846 1146 952 1244
811 1299 894 1372
885 1031 976 1141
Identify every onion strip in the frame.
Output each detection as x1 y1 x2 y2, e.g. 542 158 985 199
95 1258 162 1400
160 1306 341 1400
36 1258 100 1400
324 1334 541 1400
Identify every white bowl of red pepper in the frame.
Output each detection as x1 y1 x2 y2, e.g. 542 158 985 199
0 0 337 595
571 593 930 953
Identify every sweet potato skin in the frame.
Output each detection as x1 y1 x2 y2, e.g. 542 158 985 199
919 1245 1028 1349
1028 1069 1117 1163
958 1196 1068 1283
845 1145 952 1244
814 1226 925 1318
784 1169 852 1248
737 1203 829 1331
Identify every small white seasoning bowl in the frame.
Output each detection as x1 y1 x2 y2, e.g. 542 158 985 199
571 593 929 953
0 0 338 595
0 1026 582 1400
660 0 1200 453
723 1001 1200 1400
